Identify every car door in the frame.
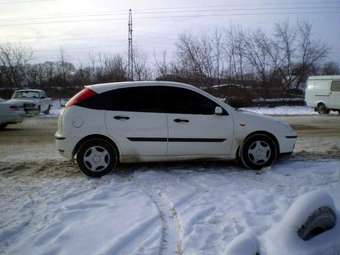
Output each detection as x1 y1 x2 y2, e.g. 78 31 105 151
160 86 234 157
330 80 340 109
104 86 168 156
39 91 49 112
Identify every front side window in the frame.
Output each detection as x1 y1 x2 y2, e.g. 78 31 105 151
331 81 340 92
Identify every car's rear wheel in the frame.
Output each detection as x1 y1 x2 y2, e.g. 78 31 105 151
76 139 118 177
239 134 278 170
316 103 329 115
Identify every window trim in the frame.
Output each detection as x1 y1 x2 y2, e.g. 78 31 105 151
79 85 229 115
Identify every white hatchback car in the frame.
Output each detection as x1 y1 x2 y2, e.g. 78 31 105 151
56 81 297 177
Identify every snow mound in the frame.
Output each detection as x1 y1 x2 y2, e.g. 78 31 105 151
241 106 317 116
225 231 260 255
262 190 340 255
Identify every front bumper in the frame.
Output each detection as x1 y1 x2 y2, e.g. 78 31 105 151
280 135 297 154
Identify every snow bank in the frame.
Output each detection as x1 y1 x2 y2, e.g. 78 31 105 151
39 99 64 117
262 190 340 255
225 231 260 255
242 106 340 116
241 106 317 116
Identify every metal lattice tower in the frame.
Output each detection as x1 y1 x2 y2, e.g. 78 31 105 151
128 9 133 80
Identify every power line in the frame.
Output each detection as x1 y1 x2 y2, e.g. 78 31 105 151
0 10 340 28
0 0 54 5
1 4 340 23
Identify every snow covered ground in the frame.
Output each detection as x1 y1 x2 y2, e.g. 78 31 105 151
1 159 340 255
1 104 340 254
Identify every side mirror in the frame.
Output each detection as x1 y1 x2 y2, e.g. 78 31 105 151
214 106 223 115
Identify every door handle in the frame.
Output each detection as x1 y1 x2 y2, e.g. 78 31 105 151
174 118 189 123
114 115 130 120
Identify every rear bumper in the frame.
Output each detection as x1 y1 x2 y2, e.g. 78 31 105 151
55 133 73 159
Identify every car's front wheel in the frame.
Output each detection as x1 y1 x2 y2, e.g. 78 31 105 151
76 139 118 177
239 134 278 170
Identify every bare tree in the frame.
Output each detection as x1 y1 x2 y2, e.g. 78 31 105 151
294 22 329 88
0 43 33 88
132 49 151 81
273 22 298 90
320 61 340 75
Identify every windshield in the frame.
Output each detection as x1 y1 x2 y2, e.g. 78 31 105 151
13 91 40 99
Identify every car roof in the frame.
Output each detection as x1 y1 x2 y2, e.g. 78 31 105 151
14 89 44 92
86 81 198 94
308 75 340 80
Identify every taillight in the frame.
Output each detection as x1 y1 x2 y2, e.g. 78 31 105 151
9 105 19 111
65 88 96 108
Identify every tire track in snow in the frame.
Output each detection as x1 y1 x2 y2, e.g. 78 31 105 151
133 177 184 255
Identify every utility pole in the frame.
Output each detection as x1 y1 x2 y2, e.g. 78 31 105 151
128 9 133 80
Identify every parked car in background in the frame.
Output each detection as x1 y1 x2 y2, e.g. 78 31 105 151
8 89 52 115
56 81 297 177
0 97 25 129
305 75 340 114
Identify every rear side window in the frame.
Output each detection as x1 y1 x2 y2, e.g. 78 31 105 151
79 86 163 112
159 86 219 115
331 81 340 92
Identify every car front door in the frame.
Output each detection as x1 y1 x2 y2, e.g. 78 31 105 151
160 86 234 157
330 80 340 109
104 86 168 157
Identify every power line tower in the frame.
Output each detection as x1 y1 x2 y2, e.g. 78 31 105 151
128 9 133 80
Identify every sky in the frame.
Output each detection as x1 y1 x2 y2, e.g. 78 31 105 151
0 0 339 65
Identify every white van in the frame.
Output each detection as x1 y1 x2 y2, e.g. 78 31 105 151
305 75 340 114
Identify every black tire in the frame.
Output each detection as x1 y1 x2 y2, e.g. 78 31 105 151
0 123 8 130
239 134 278 170
317 103 329 115
76 139 118 177
43 105 51 115
297 206 336 241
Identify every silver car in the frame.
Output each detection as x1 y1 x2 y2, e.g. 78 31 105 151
0 97 25 129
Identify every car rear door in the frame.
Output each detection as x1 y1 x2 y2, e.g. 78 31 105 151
160 86 234 157
104 86 168 156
